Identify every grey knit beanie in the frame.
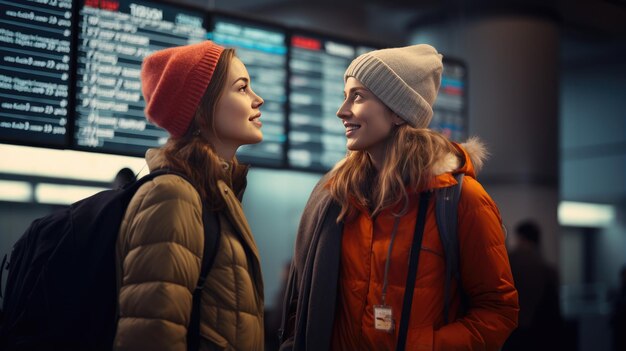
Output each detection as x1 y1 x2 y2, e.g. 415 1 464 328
344 44 443 128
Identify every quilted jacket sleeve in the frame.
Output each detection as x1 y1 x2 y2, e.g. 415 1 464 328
433 176 519 351
114 175 204 351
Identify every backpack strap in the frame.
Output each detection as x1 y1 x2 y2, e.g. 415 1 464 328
396 191 431 351
188 206 220 351
138 169 221 351
435 173 464 325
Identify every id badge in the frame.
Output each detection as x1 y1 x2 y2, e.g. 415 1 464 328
373 305 394 332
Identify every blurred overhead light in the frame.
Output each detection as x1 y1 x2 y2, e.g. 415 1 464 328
1 144 146 183
34 183 107 206
558 201 616 227
0 180 32 203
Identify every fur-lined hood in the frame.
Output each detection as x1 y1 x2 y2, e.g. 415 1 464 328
432 136 489 178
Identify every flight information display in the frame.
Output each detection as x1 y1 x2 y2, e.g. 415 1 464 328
0 0 74 147
0 0 469 170
431 60 467 142
288 34 354 171
209 16 287 167
74 0 207 156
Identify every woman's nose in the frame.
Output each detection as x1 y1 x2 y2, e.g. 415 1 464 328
336 100 350 119
252 89 264 108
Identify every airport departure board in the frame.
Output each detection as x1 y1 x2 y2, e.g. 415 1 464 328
431 60 467 142
0 1 468 171
288 34 354 171
0 0 74 147
74 0 206 155
209 15 287 167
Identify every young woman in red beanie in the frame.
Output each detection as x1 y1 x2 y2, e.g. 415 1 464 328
279 44 519 351
114 41 265 351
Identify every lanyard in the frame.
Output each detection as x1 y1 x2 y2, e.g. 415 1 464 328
381 191 430 305
374 192 430 337
381 216 401 305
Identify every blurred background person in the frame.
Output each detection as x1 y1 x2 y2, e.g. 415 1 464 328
504 219 563 351
610 266 626 351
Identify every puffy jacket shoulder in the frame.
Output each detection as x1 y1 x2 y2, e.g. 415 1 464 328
121 174 204 257
458 175 499 211
115 174 205 351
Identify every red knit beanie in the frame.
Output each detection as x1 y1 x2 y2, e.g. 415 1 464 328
141 41 225 138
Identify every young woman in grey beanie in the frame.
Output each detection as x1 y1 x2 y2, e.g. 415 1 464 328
279 44 519 351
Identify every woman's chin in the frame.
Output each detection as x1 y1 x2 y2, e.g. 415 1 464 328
346 140 363 151
247 132 263 145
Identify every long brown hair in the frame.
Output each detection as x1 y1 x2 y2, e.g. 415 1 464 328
160 48 236 209
328 125 458 221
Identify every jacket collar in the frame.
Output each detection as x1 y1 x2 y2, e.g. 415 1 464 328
429 137 488 189
145 148 250 200
145 148 167 171
227 162 250 201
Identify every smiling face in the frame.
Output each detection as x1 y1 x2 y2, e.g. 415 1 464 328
337 77 404 161
210 57 264 159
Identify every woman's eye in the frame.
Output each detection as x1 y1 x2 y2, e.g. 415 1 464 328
353 92 362 101
239 85 248 92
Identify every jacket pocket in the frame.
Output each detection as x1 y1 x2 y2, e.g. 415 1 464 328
406 325 434 350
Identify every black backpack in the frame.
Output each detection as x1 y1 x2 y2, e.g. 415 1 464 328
434 172 466 324
0 169 220 351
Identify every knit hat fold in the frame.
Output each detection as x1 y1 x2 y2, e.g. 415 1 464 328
141 41 224 138
344 44 443 128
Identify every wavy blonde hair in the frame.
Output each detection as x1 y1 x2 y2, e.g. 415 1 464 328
160 48 237 210
327 125 459 221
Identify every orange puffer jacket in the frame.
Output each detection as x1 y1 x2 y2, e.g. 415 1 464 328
331 141 519 350
280 139 518 351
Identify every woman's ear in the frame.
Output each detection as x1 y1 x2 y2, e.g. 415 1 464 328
391 113 406 126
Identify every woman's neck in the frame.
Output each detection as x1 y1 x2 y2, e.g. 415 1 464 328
365 137 392 171
214 146 236 161
202 131 237 160
366 149 385 171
